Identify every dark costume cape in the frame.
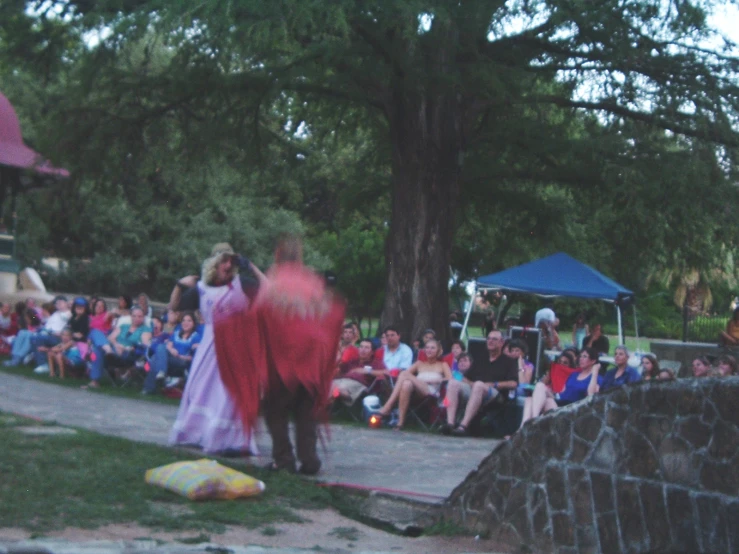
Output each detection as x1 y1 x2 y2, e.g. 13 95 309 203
213 262 345 437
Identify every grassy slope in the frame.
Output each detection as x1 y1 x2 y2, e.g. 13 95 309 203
0 413 337 534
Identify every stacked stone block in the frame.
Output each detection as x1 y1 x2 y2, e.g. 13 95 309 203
444 378 739 553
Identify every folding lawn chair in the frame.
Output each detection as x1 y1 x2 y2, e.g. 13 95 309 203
407 380 449 431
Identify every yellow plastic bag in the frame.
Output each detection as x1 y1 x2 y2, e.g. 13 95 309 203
145 458 265 500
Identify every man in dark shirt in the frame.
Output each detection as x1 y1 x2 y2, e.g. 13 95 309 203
582 323 610 355
444 330 518 436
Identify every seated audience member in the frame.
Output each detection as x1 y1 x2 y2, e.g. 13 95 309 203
89 299 113 334
444 330 518 436
47 327 84 379
32 297 72 372
657 367 675 381
332 338 387 405
375 339 451 430
350 321 361 343
382 326 413 372
411 338 421 361
0 302 14 337
25 298 43 321
641 354 660 381
719 308 739 346
337 323 359 364
374 332 387 361
3 302 41 366
453 352 473 381
69 297 90 343
717 355 737 377
136 292 153 318
582 323 610 355
692 356 712 378
113 295 153 328
85 307 152 389
146 317 171 357
5 296 71 370
12 301 39 333
162 309 181 333
444 340 465 370
519 347 603 429
417 329 437 362
557 350 577 368
142 312 199 394
597 345 641 391
506 339 535 396
111 295 133 324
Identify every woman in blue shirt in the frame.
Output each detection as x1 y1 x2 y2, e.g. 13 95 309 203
597 346 641 392
519 347 603 429
143 312 200 394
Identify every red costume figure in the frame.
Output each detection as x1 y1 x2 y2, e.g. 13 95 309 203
215 235 345 474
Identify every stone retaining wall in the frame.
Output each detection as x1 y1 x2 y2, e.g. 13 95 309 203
443 378 739 553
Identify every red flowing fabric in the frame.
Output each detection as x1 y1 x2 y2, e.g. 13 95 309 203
214 263 345 437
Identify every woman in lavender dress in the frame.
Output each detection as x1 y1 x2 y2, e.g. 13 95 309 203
168 243 266 455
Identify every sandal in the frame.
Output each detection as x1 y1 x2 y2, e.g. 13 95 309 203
452 424 469 437
392 424 404 431
81 381 100 390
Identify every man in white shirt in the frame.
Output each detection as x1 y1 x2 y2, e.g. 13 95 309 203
382 326 413 372
30 296 72 372
534 305 556 327
4 296 73 368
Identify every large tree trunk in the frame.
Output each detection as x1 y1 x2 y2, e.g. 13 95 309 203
380 86 465 345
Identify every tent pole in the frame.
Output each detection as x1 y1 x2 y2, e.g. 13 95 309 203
616 304 624 346
633 305 641 353
460 284 476 344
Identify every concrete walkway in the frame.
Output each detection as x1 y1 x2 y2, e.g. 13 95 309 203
0 371 498 501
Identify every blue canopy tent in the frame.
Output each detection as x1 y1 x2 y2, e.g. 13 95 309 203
461 253 635 345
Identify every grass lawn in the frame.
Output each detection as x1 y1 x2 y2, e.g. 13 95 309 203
0 412 345 535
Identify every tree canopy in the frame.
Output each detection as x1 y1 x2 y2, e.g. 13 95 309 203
1 0 738 337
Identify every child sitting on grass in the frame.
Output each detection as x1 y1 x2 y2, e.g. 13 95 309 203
48 328 83 379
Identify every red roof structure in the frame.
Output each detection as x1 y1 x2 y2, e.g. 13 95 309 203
0 91 69 177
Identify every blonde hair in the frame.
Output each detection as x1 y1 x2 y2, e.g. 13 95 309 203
201 243 238 285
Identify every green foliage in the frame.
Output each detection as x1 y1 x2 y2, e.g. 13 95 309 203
1 0 738 332
315 220 386 329
634 288 684 339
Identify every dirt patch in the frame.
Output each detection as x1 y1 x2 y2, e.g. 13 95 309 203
0 508 510 553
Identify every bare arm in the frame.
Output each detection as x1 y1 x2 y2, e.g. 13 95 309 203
441 362 452 380
169 275 198 311
587 364 602 396
249 262 268 285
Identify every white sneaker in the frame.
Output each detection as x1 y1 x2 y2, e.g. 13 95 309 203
33 364 50 374
165 377 182 388
23 353 34 365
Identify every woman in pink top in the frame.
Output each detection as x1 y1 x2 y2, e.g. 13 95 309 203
89 299 112 334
